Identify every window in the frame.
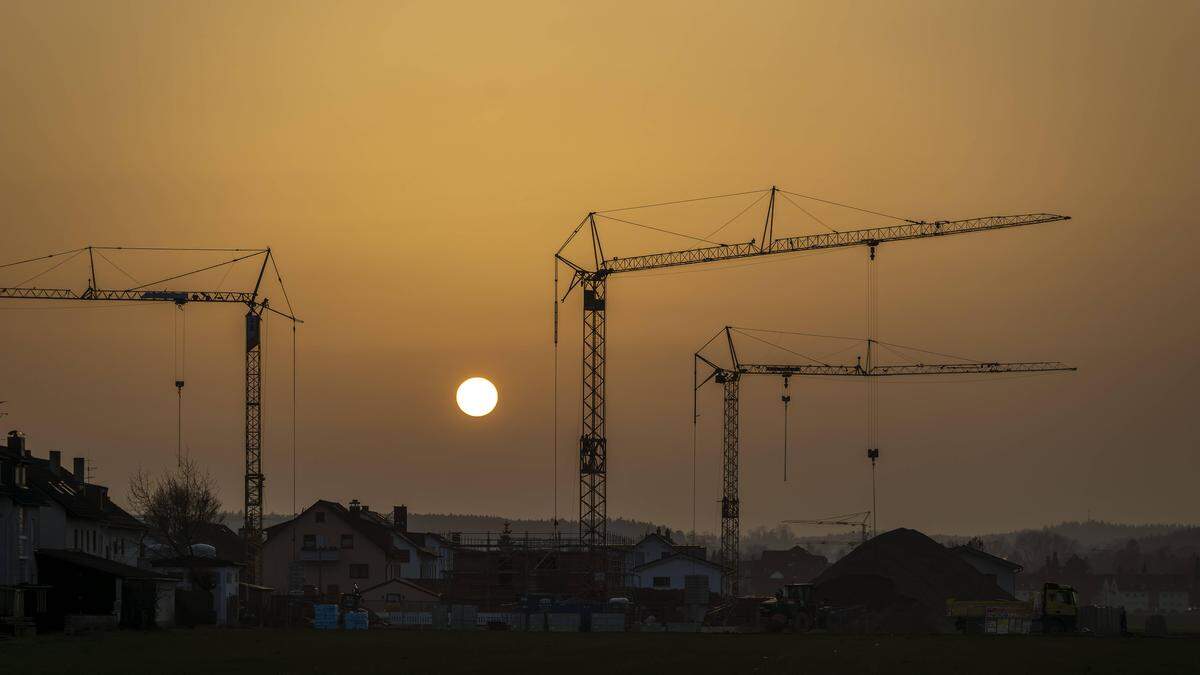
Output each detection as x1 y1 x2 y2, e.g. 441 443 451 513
653 576 671 588
385 593 402 603
341 534 354 549
315 511 325 523
349 564 369 579
395 550 411 563
303 534 316 548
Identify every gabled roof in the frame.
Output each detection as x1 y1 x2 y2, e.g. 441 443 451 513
634 532 675 550
37 548 175 581
359 577 441 598
632 552 724 573
25 459 144 531
265 499 435 558
193 522 247 564
952 545 1024 572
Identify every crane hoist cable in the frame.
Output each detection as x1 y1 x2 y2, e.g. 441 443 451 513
173 301 187 464
866 246 880 537
782 375 791 482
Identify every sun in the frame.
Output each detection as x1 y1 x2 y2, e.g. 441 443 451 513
456 377 498 417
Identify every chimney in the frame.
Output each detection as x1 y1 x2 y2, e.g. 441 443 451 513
394 505 408 532
49 450 61 469
6 430 25 453
348 499 361 513
73 457 86 483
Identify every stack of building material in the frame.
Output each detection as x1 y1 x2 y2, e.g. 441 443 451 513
344 610 369 630
313 604 338 630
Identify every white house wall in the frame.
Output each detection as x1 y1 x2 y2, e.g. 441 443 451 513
634 558 721 594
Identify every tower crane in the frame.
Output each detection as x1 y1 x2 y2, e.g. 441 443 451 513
695 326 1075 595
0 246 300 582
555 185 1070 547
782 511 872 545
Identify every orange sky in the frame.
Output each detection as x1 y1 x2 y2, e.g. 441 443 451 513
1 1 1197 534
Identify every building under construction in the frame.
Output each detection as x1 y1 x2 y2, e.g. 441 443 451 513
439 529 632 609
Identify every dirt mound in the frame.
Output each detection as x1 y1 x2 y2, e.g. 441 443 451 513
812 528 1011 633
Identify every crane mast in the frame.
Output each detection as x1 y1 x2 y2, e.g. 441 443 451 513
0 246 299 582
696 326 1075 595
556 187 1070 549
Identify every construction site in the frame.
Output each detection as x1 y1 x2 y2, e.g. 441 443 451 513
3 180 1195 646
2 2 1197 672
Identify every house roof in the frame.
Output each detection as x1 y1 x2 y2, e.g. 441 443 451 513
632 552 724 573
634 532 675 549
359 577 441 598
193 522 247 564
150 555 243 569
952 545 1024 572
37 548 176 581
25 459 144 531
265 499 436 559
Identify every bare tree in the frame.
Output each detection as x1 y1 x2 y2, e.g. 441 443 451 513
128 458 222 557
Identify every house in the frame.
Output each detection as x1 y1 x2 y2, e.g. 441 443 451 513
0 431 50 630
150 552 242 626
261 499 445 597
743 545 830 596
622 531 708 571
952 545 1023 597
2 430 145 631
630 553 724 594
359 577 440 615
10 432 146 568
191 522 248 565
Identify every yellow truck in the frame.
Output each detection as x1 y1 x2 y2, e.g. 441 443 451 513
947 582 1078 634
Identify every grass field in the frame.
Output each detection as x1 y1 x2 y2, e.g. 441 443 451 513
3 630 1197 675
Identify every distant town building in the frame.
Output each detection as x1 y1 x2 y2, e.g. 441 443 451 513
262 499 448 597
743 545 830 596
1097 574 1191 614
952 545 1023 597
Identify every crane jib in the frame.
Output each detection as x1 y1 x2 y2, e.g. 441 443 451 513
595 213 1069 275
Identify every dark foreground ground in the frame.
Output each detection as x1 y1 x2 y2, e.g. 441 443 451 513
3 629 1196 675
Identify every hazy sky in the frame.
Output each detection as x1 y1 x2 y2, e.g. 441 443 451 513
1 1 1196 536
